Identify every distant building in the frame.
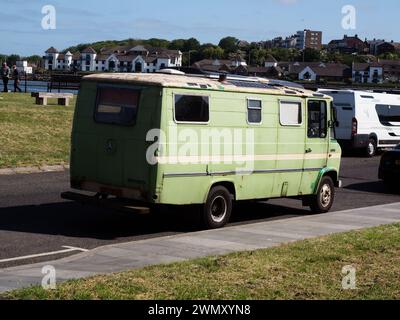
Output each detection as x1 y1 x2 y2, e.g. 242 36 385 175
43 45 182 72
247 66 283 78
264 55 278 68
296 29 323 50
328 35 368 54
192 57 283 79
352 62 383 84
236 40 250 48
375 41 400 56
262 29 322 50
285 62 350 82
367 39 386 55
192 58 247 73
16 60 33 74
379 60 400 82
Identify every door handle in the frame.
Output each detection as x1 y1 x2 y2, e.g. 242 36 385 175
305 148 312 154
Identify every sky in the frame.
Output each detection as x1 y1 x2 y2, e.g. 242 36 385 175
0 0 399 56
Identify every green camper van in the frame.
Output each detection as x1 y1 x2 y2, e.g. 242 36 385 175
63 72 342 229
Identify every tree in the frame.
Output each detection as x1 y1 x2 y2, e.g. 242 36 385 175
24 55 42 65
267 48 298 62
302 48 321 62
168 39 186 50
0 54 7 64
248 48 267 66
146 38 169 48
379 52 400 60
6 54 21 65
183 38 201 52
201 46 224 59
218 36 239 54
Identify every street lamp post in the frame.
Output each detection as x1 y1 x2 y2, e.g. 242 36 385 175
188 50 196 68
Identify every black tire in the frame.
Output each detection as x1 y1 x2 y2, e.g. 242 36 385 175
203 186 233 229
309 176 335 214
383 179 397 193
365 138 377 157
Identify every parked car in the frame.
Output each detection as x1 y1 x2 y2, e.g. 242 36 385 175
318 89 400 157
379 144 400 190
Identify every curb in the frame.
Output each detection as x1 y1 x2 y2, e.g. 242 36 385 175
0 165 69 176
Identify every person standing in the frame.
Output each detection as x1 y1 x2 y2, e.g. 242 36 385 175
12 65 22 92
1 62 10 92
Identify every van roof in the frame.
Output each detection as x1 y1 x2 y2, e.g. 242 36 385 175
83 73 330 99
318 89 400 99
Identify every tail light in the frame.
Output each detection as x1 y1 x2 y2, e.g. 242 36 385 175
351 118 358 136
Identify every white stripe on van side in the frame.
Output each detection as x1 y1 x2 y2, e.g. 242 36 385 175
156 153 341 164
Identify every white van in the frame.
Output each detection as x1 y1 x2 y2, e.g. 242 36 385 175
318 89 400 156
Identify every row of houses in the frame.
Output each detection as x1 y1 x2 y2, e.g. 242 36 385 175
192 56 284 78
262 29 323 50
192 57 400 84
256 33 400 56
327 34 400 55
42 43 400 84
43 45 183 72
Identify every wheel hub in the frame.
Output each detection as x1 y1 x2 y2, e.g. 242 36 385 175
368 143 375 155
320 184 332 207
210 196 227 223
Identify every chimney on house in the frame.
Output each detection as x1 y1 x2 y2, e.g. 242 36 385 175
219 73 227 83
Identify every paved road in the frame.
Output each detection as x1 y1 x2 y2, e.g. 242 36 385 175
2 202 400 293
0 156 399 268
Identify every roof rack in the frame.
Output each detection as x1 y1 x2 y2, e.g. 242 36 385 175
185 72 305 90
156 69 305 91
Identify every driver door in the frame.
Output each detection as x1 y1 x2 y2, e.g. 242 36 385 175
300 99 329 194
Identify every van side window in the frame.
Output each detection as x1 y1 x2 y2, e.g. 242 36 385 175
307 100 327 138
174 95 209 123
279 101 302 125
95 87 140 125
247 99 262 124
376 104 400 126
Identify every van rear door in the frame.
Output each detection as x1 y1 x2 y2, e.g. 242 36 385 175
71 82 161 201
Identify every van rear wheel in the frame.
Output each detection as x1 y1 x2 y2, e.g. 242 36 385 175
309 176 335 214
203 186 232 229
365 138 377 157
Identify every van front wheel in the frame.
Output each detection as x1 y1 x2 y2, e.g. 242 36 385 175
309 176 335 214
203 186 232 229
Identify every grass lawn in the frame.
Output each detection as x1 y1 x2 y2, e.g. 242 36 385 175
0 93 75 168
3 223 400 300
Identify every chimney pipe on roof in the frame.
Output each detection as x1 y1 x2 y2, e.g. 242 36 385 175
219 73 227 82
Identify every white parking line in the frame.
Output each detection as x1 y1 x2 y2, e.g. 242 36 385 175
0 246 89 263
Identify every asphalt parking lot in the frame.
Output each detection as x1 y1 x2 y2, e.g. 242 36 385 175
0 155 399 268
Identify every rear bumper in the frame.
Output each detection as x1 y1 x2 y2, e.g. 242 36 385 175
71 179 151 202
61 191 150 214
